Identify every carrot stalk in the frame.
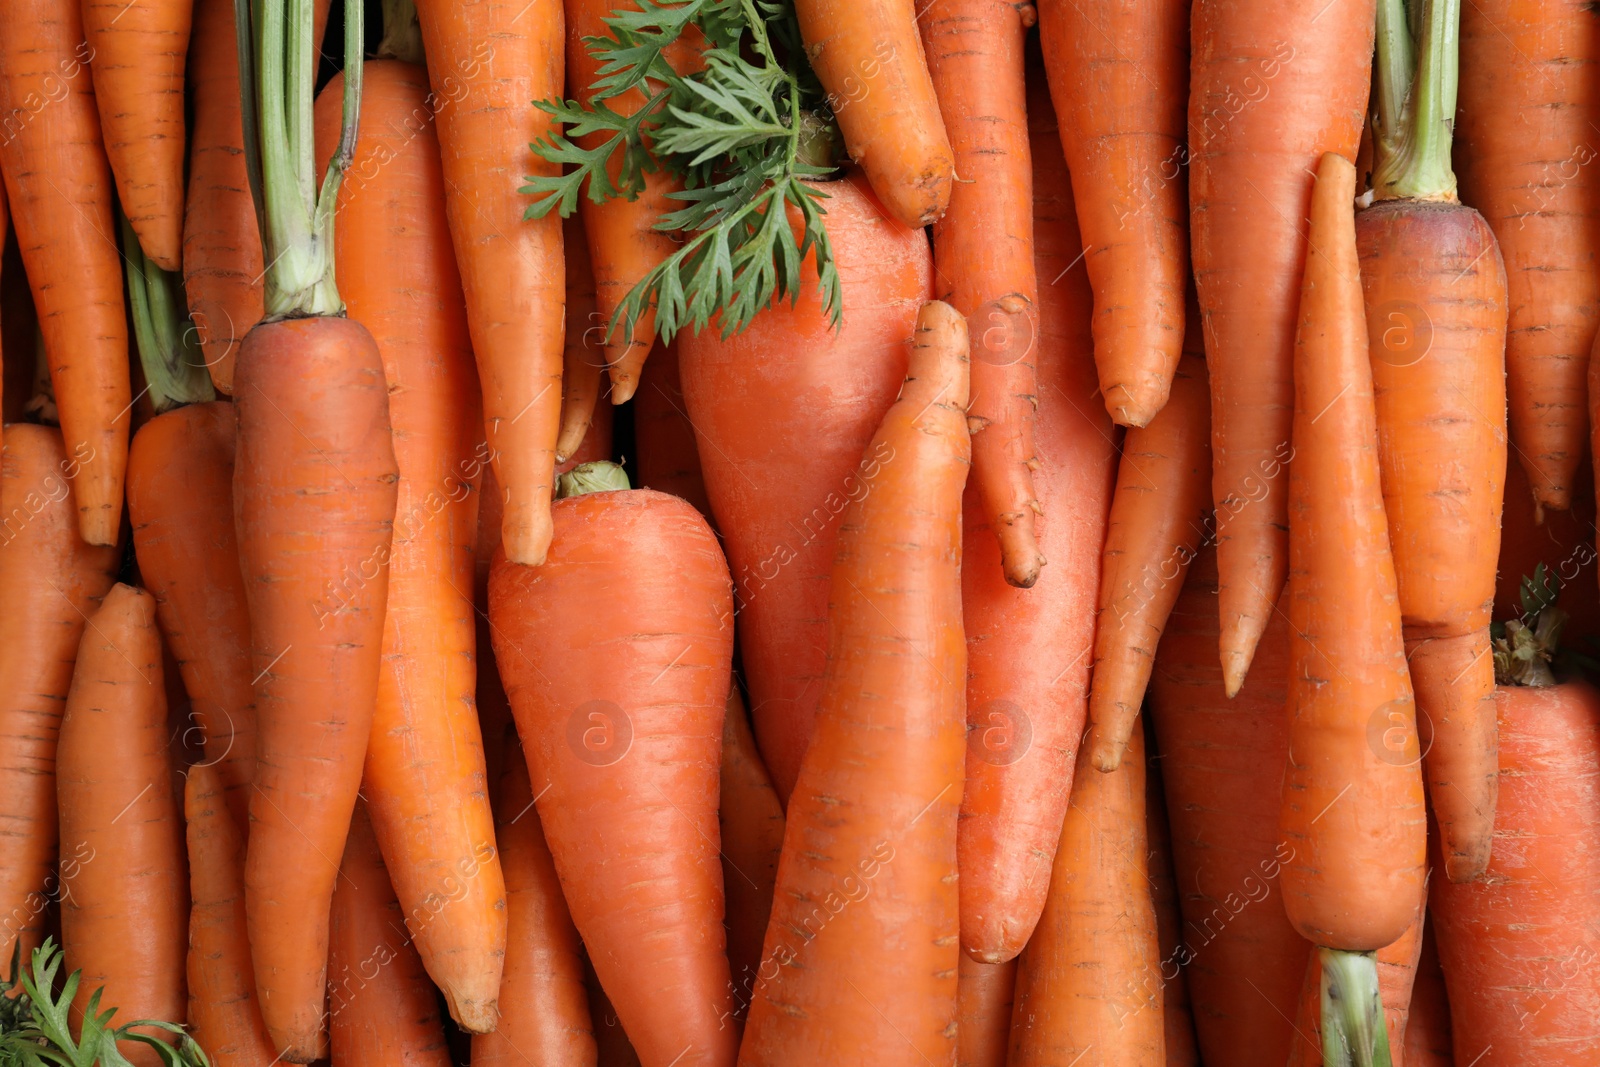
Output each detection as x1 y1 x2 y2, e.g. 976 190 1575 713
119 213 216 413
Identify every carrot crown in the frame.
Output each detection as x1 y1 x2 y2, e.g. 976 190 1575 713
556 461 634 498
118 212 216 413
1492 565 1568 687
1370 0 1459 201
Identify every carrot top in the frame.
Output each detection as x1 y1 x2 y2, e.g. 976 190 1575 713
1491 564 1570 687
1370 0 1458 201
118 213 216 413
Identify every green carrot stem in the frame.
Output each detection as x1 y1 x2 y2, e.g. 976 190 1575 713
1319 948 1394 1067
119 213 217 413
1371 0 1459 201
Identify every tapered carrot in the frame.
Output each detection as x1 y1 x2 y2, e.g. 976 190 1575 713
1403 918 1453 1067
57 584 187 1066
0 425 119 972
490 468 739 1067
720 685 785 1017
1038 0 1187 427
127 402 256 827
923 0 1040 588
1009 726 1164 1066
414 0 564 566
1457 0 1600 514
1087 350 1210 773
185 762 277 1067
472 743 597 1067
0 0 130 546
678 172 931 801
740 301 970 1066
559 214 604 462
634 342 711 519
1146 757 1199 1067
957 958 1014 1067
1189 0 1375 695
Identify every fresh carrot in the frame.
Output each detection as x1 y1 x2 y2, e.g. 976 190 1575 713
1189 0 1375 695
127 401 256 826
0 425 119 973
56 584 187 1065
740 301 970 1066
921 0 1039 588
1086 349 1211 772
559 214 604 463
1037 0 1187 428
678 171 932 801
634 342 711 520
1146 756 1199 1067
490 464 739 1067
1009 725 1164 1065
0 0 131 546
328 802 452 1067
184 762 277 1067
1458 0 1600 514
1402 918 1453 1067
957 957 1015 1067
720 685 785 1018
413 0 564 566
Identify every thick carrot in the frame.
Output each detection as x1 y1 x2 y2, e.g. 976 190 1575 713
1038 0 1187 428
0 0 130 546
559 213 604 463
490 474 738 1067
923 0 1039 588
328 802 452 1067
957 957 1015 1067
414 0 564 566
56 584 187 1065
127 402 256 827
313 60 504 1035
720 685 785 1017
473 741 598 1067
1087 350 1211 772
1146 756 1199 1067
1009 725 1164 1065
678 172 931 801
0 425 118 972
1457 0 1600 514
739 301 970 1066
1189 0 1375 695
185 762 277 1067
1402 918 1453 1067
235 317 399 1063
634 341 711 519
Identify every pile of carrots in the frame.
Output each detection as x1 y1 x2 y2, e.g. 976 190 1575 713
4 0 1600 1064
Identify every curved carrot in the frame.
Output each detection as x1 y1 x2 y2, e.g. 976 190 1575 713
1146 759 1200 1067
559 213 604 462
0 0 131 546
720 685 785 1016
414 0 564 566
1189 0 1375 695
0 425 118 972
57 584 187 1066
957 957 1015 1067
1038 0 1187 428
678 172 931 801
634 341 711 519
740 301 970 1066
127 402 256 826
1403 917 1453 1067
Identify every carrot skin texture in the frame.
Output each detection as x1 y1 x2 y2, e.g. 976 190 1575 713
739 301 971 1066
414 0 564 566
720 686 785 1015
128 402 256 827
678 173 931 802
1009 726 1165 1066
634 341 711 519
0 425 119 968
0 0 130 546
490 490 738 1067
1457 0 1600 513
1038 0 1187 428
559 214 604 463
234 317 399 1063
956 957 1015 1067
57 584 187 1066
1357 200 1508 883
1146 757 1200 1067
1189 0 1375 695
1280 154 1427 953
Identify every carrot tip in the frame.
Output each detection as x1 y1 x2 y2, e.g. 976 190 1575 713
1442 848 1490 885
609 375 639 406
442 989 499 1035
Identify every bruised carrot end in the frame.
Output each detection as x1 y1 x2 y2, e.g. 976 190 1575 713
268 1021 329 1064
909 300 973 412
1101 373 1173 431
442 986 499 1035
77 489 122 548
500 500 555 567
1219 611 1272 699
1086 704 1135 774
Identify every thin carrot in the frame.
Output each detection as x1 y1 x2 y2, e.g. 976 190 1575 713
634 342 712 520
1146 756 1200 1067
956 958 1015 1067
739 301 970 1066
0 0 131 546
56 584 187 1066
1189 0 1376 695
720 685 785 1017
558 214 604 463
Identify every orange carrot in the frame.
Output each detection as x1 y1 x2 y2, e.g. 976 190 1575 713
559 213 604 463
1146 756 1200 1067
634 342 711 520
740 301 970 1066
720 685 785 1017
957 957 1015 1067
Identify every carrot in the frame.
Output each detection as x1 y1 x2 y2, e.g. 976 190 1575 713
1037 0 1187 428
490 465 739 1067
678 172 931 801
1086 349 1211 772
473 739 598 1067
1402 918 1453 1067
957 957 1015 1067
1280 151 1427 1063
1285 903 1426 1066
1009 725 1164 1065
559 214 604 463
740 301 970 1066
587 959 645 1067
634 342 711 519
56 584 187 1066
184 762 277 1067
414 0 564 566
921 0 1039 588
1146 755 1199 1067
328 802 452 1067
0 0 130 547
720 685 785 1018
1189 0 1375 695
0 425 119 973
1148 545 1312 1067
1458 0 1600 514
127 402 256 827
